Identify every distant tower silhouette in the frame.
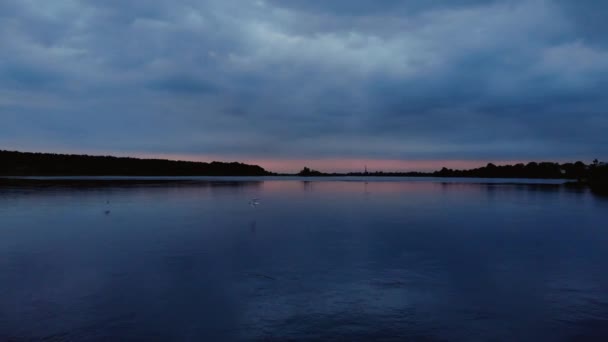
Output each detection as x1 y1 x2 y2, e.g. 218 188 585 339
364 165 368 175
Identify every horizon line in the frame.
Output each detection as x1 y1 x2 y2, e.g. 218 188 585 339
1 148 596 174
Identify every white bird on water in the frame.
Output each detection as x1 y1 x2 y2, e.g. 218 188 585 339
249 198 261 207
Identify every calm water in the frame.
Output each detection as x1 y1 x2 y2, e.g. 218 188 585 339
1 178 607 341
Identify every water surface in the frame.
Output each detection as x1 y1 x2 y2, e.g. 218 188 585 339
1 178 607 341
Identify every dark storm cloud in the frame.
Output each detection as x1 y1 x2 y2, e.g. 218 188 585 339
0 0 607 162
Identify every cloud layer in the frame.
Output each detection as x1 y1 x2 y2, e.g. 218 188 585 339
1 0 607 171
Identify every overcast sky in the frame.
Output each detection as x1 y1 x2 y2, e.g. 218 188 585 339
1 0 607 172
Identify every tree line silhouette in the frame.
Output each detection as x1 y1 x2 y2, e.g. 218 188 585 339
298 161 608 193
0 150 270 176
298 161 597 179
297 167 325 176
1 150 606 193
431 161 586 179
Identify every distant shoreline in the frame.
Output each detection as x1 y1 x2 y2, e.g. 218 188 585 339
0 150 271 177
1 149 606 194
0 174 576 184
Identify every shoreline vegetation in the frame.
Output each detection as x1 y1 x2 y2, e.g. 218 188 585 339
296 162 608 195
0 150 270 176
1 150 607 194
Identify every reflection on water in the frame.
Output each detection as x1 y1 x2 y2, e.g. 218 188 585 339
0 178 607 341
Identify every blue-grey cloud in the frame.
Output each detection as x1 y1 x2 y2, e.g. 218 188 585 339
0 0 607 164
146 76 219 94
267 0 506 16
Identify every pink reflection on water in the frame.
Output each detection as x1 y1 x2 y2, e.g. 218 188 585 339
258 179 487 196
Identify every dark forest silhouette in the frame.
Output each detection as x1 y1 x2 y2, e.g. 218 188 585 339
0 150 270 176
349 161 587 179
297 167 324 177
298 161 608 194
295 161 604 180
588 160 608 194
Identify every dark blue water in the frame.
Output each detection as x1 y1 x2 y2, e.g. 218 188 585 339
1 178 607 341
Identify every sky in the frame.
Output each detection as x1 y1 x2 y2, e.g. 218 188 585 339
1 0 607 172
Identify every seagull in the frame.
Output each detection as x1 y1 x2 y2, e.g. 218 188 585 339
249 198 261 207
104 210 111 215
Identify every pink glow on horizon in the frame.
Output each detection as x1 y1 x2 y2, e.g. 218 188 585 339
2 145 530 173
240 159 525 173
128 153 525 173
